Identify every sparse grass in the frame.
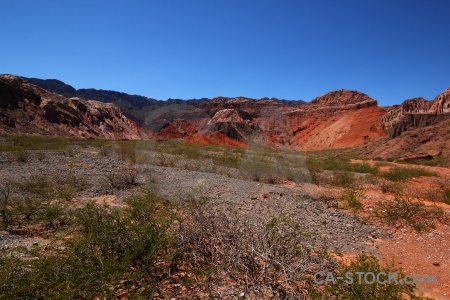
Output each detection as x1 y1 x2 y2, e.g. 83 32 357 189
0 173 90 232
372 194 446 232
305 154 378 175
398 155 447 167
73 137 112 148
444 189 450 205
115 140 137 163
332 170 355 187
381 166 436 182
13 149 30 162
0 134 68 151
104 166 139 189
316 254 432 300
341 189 363 210
0 191 177 299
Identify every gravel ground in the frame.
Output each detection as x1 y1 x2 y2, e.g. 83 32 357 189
0 146 390 254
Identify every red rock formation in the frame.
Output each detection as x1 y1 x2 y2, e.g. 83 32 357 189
162 90 387 150
157 119 198 139
183 132 249 148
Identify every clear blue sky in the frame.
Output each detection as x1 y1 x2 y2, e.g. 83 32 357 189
1 0 449 106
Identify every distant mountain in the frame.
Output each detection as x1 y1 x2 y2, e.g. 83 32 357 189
12 75 449 162
21 77 305 127
22 77 77 97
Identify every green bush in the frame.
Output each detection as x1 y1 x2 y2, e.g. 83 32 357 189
116 140 136 163
104 167 138 189
305 155 378 175
0 192 178 299
332 170 356 188
372 195 445 232
381 167 436 182
316 254 431 299
341 189 362 210
444 189 450 205
0 134 68 151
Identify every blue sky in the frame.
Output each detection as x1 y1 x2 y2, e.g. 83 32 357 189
1 0 449 106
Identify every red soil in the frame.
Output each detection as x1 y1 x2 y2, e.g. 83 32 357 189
183 132 249 148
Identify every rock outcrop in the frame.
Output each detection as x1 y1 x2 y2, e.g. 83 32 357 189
373 88 450 138
149 90 387 150
4 74 448 161
0 75 150 139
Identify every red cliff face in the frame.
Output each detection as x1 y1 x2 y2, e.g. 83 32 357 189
0 75 150 139
149 90 387 150
4 73 447 160
280 90 385 150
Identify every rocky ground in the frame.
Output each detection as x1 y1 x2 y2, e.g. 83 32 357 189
1 142 450 299
0 145 385 254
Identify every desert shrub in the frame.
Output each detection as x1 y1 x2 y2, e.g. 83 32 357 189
38 201 68 229
211 152 241 168
74 138 111 148
314 254 431 300
317 193 339 209
115 140 136 163
372 194 446 232
432 178 450 204
104 167 138 189
239 158 271 182
378 181 406 197
16 173 88 201
0 134 68 151
35 151 46 161
444 189 450 205
2 174 87 232
240 159 285 183
0 182 14 230
341 189 362 210
381 167 436 182
0 193 178 299
15 175 54 200
13 150 30 162
332 170 355 187
154 152 178 167
239 152 310 184
305 155 378 175
177 188 337 298
97 145 113 157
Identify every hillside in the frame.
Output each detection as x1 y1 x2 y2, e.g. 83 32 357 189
22 77 305 127
3 75 450 163
0 75 149 139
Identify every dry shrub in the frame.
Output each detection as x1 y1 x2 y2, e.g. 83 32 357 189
176 187 336 298
104 166 138 189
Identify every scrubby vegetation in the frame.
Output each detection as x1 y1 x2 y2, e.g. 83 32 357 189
315 254 432 300
381 167 437 182
0 135 446 298
372 194 446 232
0 181 427 299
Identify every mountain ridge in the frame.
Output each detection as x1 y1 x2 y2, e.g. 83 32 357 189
2 74 449 162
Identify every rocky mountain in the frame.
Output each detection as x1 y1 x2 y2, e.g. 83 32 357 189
22 77 305 128
364 87 450 160
372 88 450 138
4 74 450 163
0 75 150 139
146 90 387 151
